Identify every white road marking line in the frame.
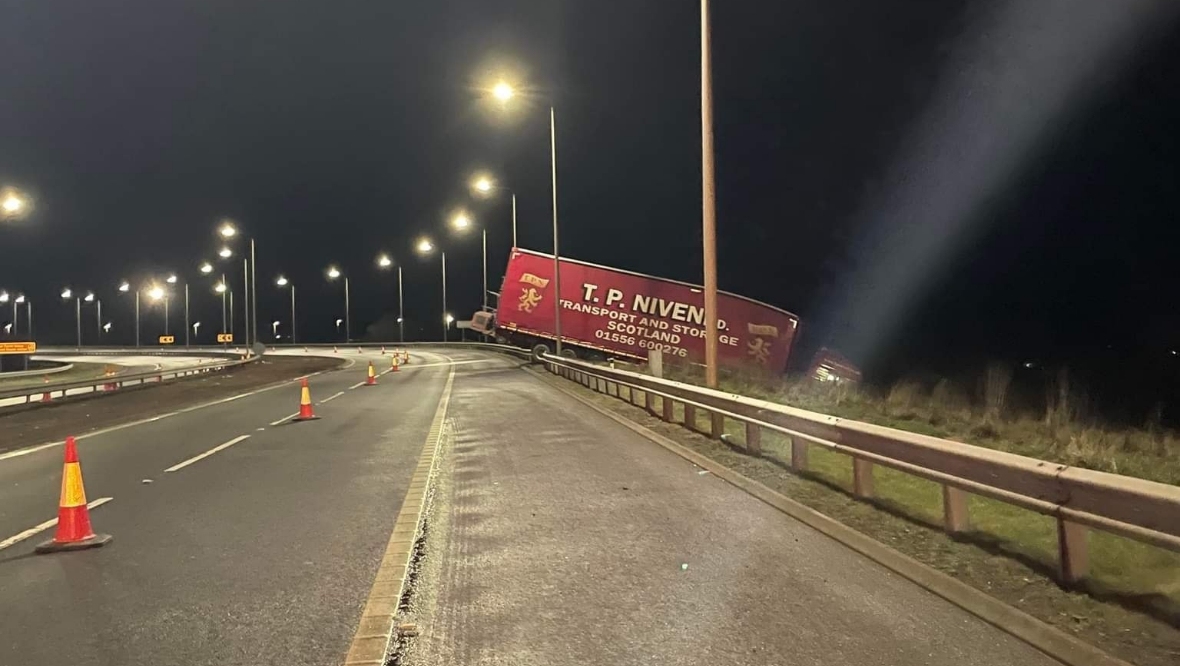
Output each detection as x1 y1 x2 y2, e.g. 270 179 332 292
269 412 299 426
0 497 114 552
256 427 266 431
349 382 365 390
320 391 345 404
395 359 489 369
164 435 250 473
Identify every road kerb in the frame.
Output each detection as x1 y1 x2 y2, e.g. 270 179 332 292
341 367 455 666
527 366 1131 666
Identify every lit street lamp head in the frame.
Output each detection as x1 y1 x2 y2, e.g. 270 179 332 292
119 281 130 292
416 238 434 254
218 247 233 259
84 292 95 302
452 213 471 230
15 294 25 304
377 254 393 268
0 187 28 219
275 276 289 287
445 314 455 324
199 262 214 274
473 176 493 194
166 274 178 284
493 81 515 102
147 286 165 301
326 266 341 280
219 221 237 238
0 291 7 304
60 288 72 299
214 282 227 294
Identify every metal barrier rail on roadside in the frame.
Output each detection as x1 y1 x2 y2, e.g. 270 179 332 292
0 355 258 405
539 353 1180 586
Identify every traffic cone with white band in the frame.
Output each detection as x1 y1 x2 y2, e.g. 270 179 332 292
365 361 377 385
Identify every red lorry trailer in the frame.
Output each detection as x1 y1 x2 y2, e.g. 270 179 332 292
472 249 800 374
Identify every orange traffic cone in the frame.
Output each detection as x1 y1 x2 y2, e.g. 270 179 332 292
391 355 400 372
365 361 377 386
293 378 320 421
36 437 112 553
40 391 52 402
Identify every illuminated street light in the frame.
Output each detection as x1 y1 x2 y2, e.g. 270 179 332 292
119 281 130 292
0 292 7 304
214 282 227 294
272 320 280 338
416 238 434 254
15 294 23 304
275 275 296 343
493 81 515 102
148 286 165 301
377 253 404 342
199 262 214 274
480 72 562 352
103 322 112 333
84 292 95 302
60 288 72 300
326 266 349 341
166 274 178 284
445 314 455 324
218 247 233 259
416 238 448 341
0 187 28 219
473 177 492 193
219 221 238 238
193 321 201 334
451 213 471 231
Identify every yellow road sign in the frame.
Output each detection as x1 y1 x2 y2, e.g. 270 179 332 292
217 333 234 343
0 341 36 354
158 335 175 344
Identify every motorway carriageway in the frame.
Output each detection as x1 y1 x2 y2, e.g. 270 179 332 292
0 347 1060 666
0 347 462 666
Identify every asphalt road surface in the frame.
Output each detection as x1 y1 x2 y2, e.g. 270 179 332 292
0 346 1063 666
405 353 1061 666
0 347 455 666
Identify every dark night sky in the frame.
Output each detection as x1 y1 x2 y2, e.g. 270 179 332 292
3 1 1180 391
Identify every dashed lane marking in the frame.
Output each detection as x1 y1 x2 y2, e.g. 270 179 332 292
164 435 250 473
321 391 345 404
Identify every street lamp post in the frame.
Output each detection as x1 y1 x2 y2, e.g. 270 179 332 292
219 221 258 349
472 175 518 249
486 82 562 353
327 267 349 342
416 238 447 342
61 288 81 347
377 255 404 343
276 276 295 344
701 0 719 389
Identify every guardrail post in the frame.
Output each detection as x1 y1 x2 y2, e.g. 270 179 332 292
645 390 655 414
1057 519 1089 584
710 413 724 439
942 486 970 533
662 397 674 422
852 459 874 498
790 438 808 472
745 422 762 456
683 403 696 429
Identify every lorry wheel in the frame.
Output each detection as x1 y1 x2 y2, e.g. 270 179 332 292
560 348 577 359
531 343 551 361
